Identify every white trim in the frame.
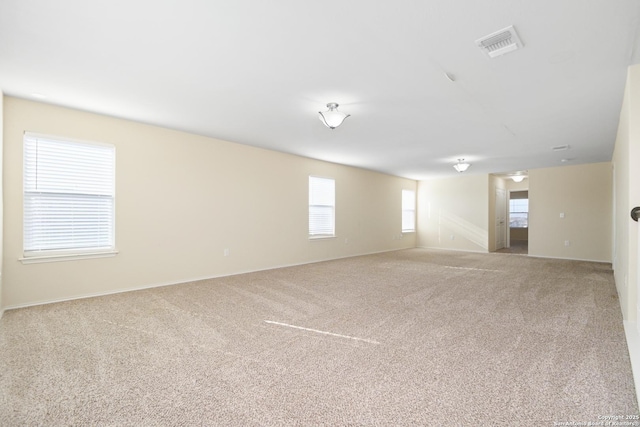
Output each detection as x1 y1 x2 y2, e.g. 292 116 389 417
416 246 613 263
401 189 416 233
623 321 640 406
20 250 119 264
22 133 116 255
526 254 611 264
24 131 114 149
416 245 489 254
308 175 336 237
3 247 414 312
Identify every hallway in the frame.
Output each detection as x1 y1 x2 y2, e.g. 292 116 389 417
496 240 528 255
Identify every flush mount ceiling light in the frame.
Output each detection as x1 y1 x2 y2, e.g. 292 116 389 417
453 159 471 173
512 176 525 183
319 103 350 129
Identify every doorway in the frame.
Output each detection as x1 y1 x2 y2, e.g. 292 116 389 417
499 190 529 254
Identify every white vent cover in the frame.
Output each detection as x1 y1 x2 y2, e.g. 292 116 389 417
476 25 523 58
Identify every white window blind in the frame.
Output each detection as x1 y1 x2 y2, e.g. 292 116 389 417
509 198 529 228
309 176 335 237
402 189 416 232
23 133 115 257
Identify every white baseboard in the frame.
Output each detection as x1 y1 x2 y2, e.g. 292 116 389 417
623 321 640 405
525 253 612 264
416 245 489 254
2 246 414 313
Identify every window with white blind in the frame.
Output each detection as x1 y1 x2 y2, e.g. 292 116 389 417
23 133 116 261
509 198 529 228
309 176 335 238
402 189 416 232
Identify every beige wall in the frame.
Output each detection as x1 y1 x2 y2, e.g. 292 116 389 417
417 174 489 252
510 190 528 199
510 228 528 241
506 179 529 192
2 97 416 309
418 165 611 260
613 65 640 321
528 162 612 262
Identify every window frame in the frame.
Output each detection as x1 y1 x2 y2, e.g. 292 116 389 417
401 189 416 233
21 132 118 264
509 198 529 229
308 175 336 239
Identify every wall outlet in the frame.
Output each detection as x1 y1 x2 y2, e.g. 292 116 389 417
450 235 455 240
344 238 349 244
564 240 570 246
560 212 565 219
223 248 230 256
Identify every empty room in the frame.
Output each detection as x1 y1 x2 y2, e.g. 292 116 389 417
1 1 640 425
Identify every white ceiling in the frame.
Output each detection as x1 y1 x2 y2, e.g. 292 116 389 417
1 0 639 180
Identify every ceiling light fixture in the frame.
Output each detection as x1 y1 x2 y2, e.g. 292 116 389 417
319 103 350 129
453 159 471 173
512 176 525 183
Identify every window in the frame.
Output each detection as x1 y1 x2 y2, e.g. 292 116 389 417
402 189 416 232
23 133 116 260
309 176 335 237
509 198 529 228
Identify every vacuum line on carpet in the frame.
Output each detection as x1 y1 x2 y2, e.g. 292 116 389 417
264 320 380 345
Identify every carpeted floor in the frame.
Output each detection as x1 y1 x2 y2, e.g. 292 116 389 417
496 240 528 255
0 249 637 425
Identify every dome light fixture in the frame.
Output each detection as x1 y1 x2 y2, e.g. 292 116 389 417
319 103 350 129
453 159 471 173
512 175 525 183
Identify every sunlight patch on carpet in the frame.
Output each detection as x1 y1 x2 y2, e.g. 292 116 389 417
444 266 503 272
264 320 380 345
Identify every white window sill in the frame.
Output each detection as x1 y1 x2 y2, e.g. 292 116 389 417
309 235 336 240
20 250 119 264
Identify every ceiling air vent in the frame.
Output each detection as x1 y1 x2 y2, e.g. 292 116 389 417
476 25 523 58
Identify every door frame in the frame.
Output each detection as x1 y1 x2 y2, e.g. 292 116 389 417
495 187 507 250
507 189 530 249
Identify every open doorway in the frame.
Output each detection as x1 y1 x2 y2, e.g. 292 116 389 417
499 190 529 254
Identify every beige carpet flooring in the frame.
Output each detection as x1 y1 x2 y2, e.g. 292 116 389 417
0 249 637 425
495 240 528 255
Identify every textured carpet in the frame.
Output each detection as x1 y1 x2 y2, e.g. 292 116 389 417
496 240 528 255
0 249 637 425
